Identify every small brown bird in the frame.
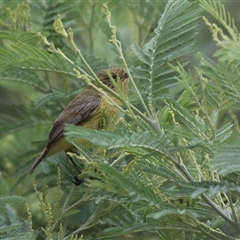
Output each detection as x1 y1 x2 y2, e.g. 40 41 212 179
28 68 128 179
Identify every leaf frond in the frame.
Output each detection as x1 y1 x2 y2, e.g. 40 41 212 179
132 0 201 101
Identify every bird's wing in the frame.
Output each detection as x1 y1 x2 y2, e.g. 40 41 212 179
46 90 101 148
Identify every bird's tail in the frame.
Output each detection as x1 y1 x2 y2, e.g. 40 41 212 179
28 148 48 175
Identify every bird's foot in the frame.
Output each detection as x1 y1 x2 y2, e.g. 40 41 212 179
71 175 84 186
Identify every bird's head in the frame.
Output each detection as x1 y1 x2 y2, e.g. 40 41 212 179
97 67 129 93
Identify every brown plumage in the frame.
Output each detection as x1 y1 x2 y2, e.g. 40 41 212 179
28 68 128 175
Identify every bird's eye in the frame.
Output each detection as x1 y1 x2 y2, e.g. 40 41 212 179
123 73 128 79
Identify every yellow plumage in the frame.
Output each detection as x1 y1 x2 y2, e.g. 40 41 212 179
28 68 128 175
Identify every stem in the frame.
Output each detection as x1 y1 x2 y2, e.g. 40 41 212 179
103 3 153 121
64 221 95 240
57 43 127 115
68 29 97 79
102 3 165 136
201 194 239 230
52 185 76 231
110 152 128 166
52 187 93 233
154 147 240 232
52 185 75 231
62 32 157 131
228 192 238 224
200 1 237 41
56 48 92 79
182 68 217 140
64 208 97 239
54 15 165 136
63 185 75 209
130 105 164 135
66 30 134 119
195 221 224 240
63 188 92 212
174 156 240 231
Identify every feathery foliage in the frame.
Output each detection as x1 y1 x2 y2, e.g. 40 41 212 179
132 1 201 103
0 197 35 239
1 0 240 239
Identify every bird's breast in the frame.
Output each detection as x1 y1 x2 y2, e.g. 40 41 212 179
82 95 122 131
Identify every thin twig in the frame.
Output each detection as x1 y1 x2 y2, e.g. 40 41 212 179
64 207 98 239
52 185 76 231
195 220 225 240
63 188 92 213
228 192 238 224
103 3 153 120
175 157 240 231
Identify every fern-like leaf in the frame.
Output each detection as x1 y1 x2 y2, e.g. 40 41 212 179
0 69 48 92
132 0 201 101
0 105 51 138
213 146 240 175
65 125 170 155
0 43 73 75
88 162 163 206
200 55 240 109
199 0 239 40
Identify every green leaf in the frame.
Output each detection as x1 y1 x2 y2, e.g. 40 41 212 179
34 91 66 109
65 125 170 154
89 163 162 207
92 201 137 228
213 146 240 175
0 69 47 92
0 30 40 45
0 104 51 138
215 122 232 143
199 0 239 40
199 49 240 110
0 196 26 204
166 99 207 139
148 208 199 219
0 223 22 234
0 44 73 75
132 0 201 100
137 163 183 183
57 209 81 221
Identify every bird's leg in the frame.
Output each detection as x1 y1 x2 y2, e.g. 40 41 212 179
65 152 81 174
65 151 100 186
65 151 84 186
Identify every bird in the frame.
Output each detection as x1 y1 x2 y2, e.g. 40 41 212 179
28 67 128 184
